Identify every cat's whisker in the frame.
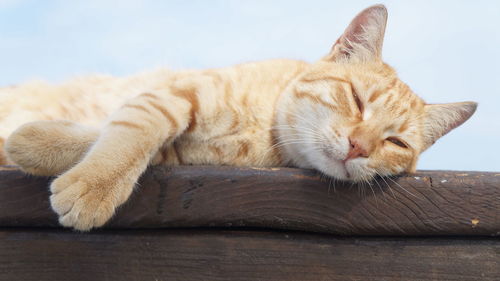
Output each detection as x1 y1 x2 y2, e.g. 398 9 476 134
276 132 326 141
361 174 378 206
387 176 418 199
328 177 337 195
349 181 355 190
276 131 327 141
376 172 396 199
267 133 326 148
271 123 327 139
356 180 364 198
270 140 325 148
274 125 325 140
372 174 386 199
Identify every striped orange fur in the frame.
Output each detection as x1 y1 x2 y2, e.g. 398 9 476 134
1 5 476 230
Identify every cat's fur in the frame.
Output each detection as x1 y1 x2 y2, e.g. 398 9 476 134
0 5 476 230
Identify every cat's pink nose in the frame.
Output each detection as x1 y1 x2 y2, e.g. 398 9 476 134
343 137 369 163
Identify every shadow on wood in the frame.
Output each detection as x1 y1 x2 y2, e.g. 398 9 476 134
0 165 498 236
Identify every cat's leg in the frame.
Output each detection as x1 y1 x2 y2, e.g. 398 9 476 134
5 121 99 175
50 91 192 231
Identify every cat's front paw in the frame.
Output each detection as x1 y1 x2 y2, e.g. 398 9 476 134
50 169 129 231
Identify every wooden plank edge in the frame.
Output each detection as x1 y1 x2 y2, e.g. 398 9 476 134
0 165 499 236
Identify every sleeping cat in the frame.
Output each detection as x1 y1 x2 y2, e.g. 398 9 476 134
0 5 476 231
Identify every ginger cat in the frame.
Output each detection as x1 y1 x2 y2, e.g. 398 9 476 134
1 5 476 231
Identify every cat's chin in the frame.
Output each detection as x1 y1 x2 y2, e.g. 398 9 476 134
316 165 350 181
305 154 351 181
306 153 376 183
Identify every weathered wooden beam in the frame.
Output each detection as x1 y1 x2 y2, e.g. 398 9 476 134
0 229 498 281
0 165 498 235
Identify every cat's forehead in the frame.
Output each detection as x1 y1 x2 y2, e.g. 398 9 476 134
359 78 424 127
358 77 423 108
305 62 425 112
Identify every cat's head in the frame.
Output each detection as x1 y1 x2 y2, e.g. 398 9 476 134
276 4 477 182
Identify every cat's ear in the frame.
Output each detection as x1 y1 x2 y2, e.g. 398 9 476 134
324 4 388 63
421 102 477 150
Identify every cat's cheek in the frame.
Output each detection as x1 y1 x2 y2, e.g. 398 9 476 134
332 137 351 161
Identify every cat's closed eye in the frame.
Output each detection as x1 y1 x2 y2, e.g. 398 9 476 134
352 89 363 114
386 137 408 148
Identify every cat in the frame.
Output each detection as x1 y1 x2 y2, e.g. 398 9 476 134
0 5 476 231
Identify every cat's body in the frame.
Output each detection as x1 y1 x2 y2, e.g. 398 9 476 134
1 60 306 168
1 5 476 230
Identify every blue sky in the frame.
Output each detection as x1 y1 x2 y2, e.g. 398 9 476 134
1 0 499 171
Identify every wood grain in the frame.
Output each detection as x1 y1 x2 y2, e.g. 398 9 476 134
0 165 499 235
0 229 498 281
